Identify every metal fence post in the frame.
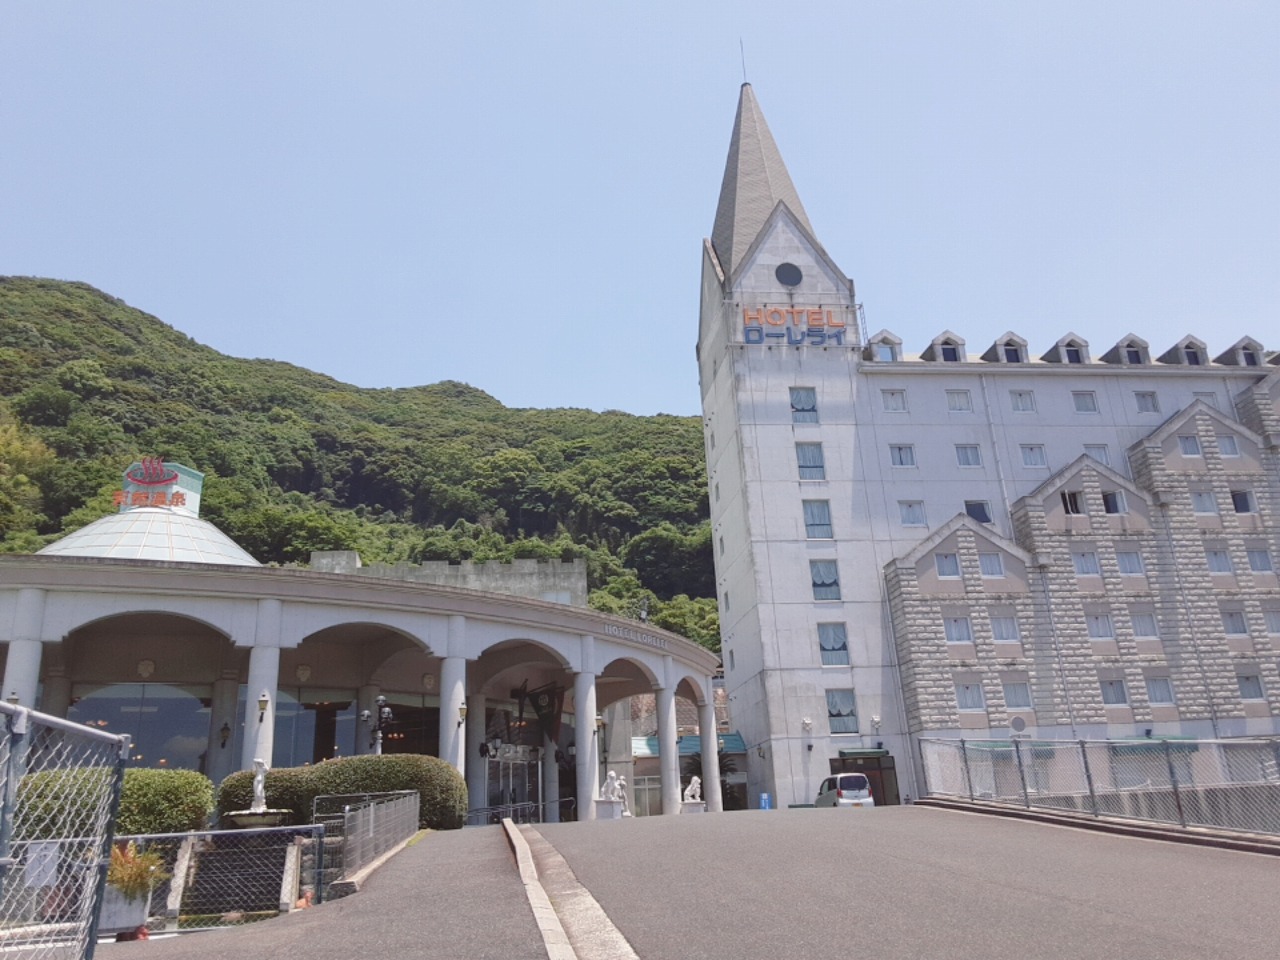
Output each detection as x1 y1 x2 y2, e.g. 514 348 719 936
1269 739 1280 783
1163 740 1186 828
0 708 29 886
960 739 974 801
84 734 131 960
1013 738 1030 808
1079 740 1099 817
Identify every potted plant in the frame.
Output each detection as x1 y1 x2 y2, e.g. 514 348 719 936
97 842 168 935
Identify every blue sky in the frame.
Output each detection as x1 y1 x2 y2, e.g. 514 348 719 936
3 3 1277 416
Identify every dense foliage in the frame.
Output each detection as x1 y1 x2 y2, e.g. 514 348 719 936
217 754 468 830
115 768 215 835
0 277 718 650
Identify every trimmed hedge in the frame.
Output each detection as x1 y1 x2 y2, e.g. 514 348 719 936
116 768 214 835
216 754 468 830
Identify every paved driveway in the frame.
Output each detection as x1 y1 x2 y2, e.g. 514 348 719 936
537 807 1276 960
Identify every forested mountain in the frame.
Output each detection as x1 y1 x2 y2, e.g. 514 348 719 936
0 277 719 650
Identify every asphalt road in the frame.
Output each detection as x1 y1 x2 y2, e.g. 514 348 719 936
537 807 1278 960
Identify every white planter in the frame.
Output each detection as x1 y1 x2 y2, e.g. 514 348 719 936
97 886 151 935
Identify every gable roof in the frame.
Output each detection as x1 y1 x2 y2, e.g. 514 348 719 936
887 513 1032 570
726 199 848 291
710 84 816 281
1017 454 1149 506
1130 398 1265 450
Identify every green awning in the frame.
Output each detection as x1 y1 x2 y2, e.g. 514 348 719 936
837 748 889 758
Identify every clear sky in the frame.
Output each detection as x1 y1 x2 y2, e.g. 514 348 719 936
3 3 1277 416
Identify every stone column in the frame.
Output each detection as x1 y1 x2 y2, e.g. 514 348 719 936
700 693 723 813
574 635 599 820
656 682 680 815
542 732 560 823
205 674 240 785
2 588 45 708
355 684 380 755
41 673 72 720
241 599 283 772
438 652 467 777
465 692 487 816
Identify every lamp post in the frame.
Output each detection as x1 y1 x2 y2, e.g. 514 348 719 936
363 695 395 755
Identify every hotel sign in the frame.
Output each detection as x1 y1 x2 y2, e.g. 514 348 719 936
740 306 848 346
602 623 669 651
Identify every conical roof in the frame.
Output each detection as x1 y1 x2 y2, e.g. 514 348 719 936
710 84 816 280
38 508 261 566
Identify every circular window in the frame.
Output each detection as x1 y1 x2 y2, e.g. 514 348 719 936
775 262 803 287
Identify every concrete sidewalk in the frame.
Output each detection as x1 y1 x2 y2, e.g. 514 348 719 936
98 825 547 960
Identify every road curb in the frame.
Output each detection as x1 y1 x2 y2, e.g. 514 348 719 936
915 798 1280 856
501 818 577 960
325 829 428 898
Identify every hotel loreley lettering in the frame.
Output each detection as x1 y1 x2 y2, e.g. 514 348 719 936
741 305 850 346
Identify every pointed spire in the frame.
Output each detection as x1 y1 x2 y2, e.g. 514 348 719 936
710 84 816 280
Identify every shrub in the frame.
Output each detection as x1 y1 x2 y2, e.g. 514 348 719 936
116 769 214 835
215 754 467 831
16 768 114 840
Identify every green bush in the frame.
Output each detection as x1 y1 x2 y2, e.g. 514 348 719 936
16 768 114 840
215 754 467 831
116 769 214 835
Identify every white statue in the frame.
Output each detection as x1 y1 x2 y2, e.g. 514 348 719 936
250 758 268 814
600 770 621 801
683 776 702 803
617 776 631 816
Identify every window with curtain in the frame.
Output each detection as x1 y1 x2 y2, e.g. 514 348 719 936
1236 675 1264 701
990 616 1021 643
1178 435 1202 456
790 387 818 423
881 389 907 412
978 553 1004 577
1116 552 1145 575
935 554 961 578
810 560 840 601
1072 391 1098 413
898 501 926 526
1191 491 1217 514
955 444 982 467
1217 435 1240 457
890 444 916 467
1010 390 1035 412
1086 614 1115 639
826 689 858 733
796 442 825 480
818 623 850 666
943 617 973 643
954 683 985 711
1131 611 1159 638
946 390 972 412
1002 681 1032 709
803 500 833 539
1021 445 1047 467
1265 610 1280 634
1084 444 1110 465
1072 551 1101 575
1145 677 1175 704
1221 610 1248 635
1206 550 1233 574
1099 679 1128 705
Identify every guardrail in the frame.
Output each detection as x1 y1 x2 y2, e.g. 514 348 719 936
920 737 1280 837
465 798 576 826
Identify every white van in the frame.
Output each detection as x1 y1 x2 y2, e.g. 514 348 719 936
815 773 875 808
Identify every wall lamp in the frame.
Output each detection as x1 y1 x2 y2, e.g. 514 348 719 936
257 690 270 723
5 692 18 706
801 716 813 731
219 722 231 748
457 704 468 728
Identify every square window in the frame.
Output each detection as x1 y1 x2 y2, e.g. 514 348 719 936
935 554 961 578
810 560 841 601
1231 490 1254 514
1102 491 1126 515
1221 610 1248 635
955 444 982 467
964 501 993 524
898 501 926 526
1125 347 1144 364
1099 679 1128 705
1002 681 1032 709
881 389 907 412
790 387 819 424
944 617 973 643
818 623 850 666
803 500 833 539
826 689 859 733
1061 491 1084 515
1065 345 1084 364
1218 435 1240 457
954 682 985 711
1004 344 1023 363
1178 435 1202 457
1264 610 1280 634
1247 549 1273 573
1206 549 1233 574
1086 613 1115 639
1191 491 1218 514
796 442 826 480
978 553 1004 577
1237 675 1265 701
1084 444 1110 466
890 445 916 467
1073 551 1101 576
946 390 972 412
1131 612 1159 638
1072 391 1098 413
1145 677 1175 705
1010 390 1036 412
941 343 961 362
875 343 897 362
991 616 1021 643
1135 391 1159 413
1021 445 1047 467
1116 551 1145 575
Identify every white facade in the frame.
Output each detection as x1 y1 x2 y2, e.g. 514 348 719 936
700 85 1280 808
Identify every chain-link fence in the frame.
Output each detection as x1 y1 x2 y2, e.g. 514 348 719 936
920 737 1280 836
0 702 129 960
310 792 419 898
111 824 326 933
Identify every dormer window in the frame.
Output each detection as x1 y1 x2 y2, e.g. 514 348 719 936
941 342 961 362
1065 344 1084 364
875 342 897 362
1125 346 1143 364
1003 344 1022 363
1242 348 1259 367
1184 346 1201 366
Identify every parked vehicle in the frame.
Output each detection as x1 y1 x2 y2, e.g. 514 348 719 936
815 773 875 808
